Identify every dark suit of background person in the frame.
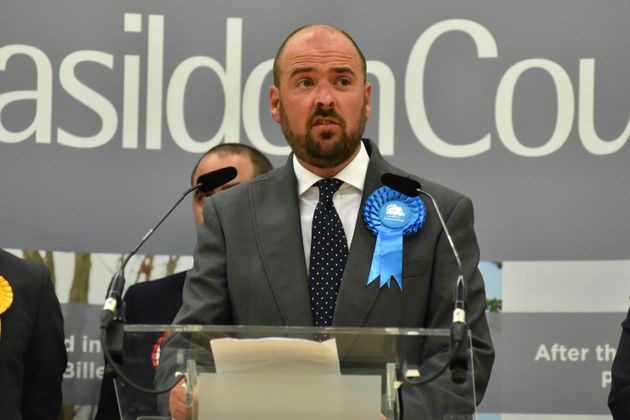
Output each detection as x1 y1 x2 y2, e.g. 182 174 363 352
609 308 630 418
94 143 273 419
0 248 67 420
159 25 494 419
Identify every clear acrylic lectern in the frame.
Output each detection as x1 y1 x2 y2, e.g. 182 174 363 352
113 324 476 420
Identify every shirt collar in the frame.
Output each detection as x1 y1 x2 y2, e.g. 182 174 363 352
294 141 369 196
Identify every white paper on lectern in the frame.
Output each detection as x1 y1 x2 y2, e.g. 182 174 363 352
210 337 340 374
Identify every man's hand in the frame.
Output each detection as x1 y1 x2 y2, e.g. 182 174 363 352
168 379 191 420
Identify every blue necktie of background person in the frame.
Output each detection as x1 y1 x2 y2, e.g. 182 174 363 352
308 178 348 326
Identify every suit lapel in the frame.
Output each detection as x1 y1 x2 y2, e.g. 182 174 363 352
251 142 407 327
251 160 313 325
334 141 394 327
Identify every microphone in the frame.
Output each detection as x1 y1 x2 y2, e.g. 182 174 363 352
197 166 238 193
381 173 468 384
100 165 237 328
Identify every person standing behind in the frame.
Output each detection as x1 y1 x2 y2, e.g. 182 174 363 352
95 143 272 419
609 307 630 418
0 248 67 420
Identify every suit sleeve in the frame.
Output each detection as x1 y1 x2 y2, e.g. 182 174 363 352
21 265 67 420
400 196 495 418
123 285 141 324
171 196 232 326
609 309 630 419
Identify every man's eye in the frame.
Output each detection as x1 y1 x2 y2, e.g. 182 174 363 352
298 79 314 88
336 78 351 86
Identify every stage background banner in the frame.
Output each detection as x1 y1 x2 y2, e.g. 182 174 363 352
2 1 629 419
1 0 629 260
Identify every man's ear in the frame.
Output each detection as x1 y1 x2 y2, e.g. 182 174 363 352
269 85 281 123
364 82 372 120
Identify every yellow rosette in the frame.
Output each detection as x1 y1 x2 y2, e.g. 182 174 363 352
0 275 14 340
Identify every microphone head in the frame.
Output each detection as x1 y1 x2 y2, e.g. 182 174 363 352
381 173 422 197
197 166 238 193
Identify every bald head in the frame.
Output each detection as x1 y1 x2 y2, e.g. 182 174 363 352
272 24 367 88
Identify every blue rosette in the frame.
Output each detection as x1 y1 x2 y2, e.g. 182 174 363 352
363 186 426 290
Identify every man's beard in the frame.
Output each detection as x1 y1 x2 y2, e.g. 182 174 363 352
279 103 366 169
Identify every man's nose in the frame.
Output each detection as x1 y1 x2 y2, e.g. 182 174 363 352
315 84 335 108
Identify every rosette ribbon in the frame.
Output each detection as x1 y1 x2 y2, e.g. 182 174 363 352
0 275 14 341
363 186 425 290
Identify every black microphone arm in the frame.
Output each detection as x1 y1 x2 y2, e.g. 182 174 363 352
100 165 237 328
381 173 468 384
99 165 236 395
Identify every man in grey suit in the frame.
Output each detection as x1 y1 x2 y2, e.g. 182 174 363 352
162 24 494 419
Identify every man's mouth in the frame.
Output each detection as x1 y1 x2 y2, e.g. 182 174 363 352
312 117 338 127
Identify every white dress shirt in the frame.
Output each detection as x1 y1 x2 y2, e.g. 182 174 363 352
293 142 370 273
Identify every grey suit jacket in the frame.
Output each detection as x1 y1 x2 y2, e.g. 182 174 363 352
163 140 494 417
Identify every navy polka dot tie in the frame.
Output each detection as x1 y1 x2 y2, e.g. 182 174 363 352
308 178 348 326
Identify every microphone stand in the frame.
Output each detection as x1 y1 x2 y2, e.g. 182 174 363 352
100 183 198 329
417 188 468 385
99 166 237 395
100 183 199 395
381 174 469 386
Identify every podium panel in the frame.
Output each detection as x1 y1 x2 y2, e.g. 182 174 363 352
197 372 381 419
113 324 477 420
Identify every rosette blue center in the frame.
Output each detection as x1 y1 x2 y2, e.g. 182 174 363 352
363 186 425 290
